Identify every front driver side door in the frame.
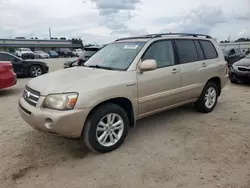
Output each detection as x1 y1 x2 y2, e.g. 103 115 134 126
137 40 181 117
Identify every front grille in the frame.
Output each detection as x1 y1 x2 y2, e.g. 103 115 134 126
238 67 250 72
23 86 40 107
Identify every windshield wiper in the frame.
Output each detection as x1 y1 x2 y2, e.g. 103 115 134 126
86 65 118 70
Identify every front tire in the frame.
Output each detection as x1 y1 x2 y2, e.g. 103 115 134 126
29 65 43 77
195 82 218 113
82 103 129 153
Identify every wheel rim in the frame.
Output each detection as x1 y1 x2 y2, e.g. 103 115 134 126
204 87 217 109
96 113 124 147
31 66 42 77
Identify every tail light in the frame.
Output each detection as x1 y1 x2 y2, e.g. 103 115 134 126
225 63 228 75
0 62 13 72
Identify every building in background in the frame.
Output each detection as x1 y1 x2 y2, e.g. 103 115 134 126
0 38 82 53
219 41 250 51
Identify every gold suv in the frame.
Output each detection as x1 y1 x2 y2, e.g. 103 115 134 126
19 33 228 153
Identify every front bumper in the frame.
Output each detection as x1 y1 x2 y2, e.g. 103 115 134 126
229 68 250 81
18 97 88 138
43 65 49 73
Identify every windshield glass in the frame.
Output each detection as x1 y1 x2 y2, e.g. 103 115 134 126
21 48 31 51
246 54 250 59
84 42 145 70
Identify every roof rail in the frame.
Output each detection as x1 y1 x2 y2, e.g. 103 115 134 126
115 36 152 42
115 32 212 42
143 33 212 38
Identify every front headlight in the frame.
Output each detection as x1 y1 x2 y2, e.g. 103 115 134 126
232 64 237 70
43 93 78 110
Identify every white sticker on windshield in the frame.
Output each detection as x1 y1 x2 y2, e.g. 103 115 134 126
124 45 139 49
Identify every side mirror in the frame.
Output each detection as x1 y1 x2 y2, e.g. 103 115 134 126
139 59 157 72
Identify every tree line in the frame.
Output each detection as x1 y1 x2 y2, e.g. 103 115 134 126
220 38 250 43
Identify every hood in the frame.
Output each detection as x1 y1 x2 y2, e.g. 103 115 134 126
234 58 250 67
27 67 136 95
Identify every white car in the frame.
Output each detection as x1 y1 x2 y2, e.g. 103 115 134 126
15 48 35 59
34 51 50 59
73 49 83 57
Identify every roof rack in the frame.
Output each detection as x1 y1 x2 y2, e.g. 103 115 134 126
115 32 212 41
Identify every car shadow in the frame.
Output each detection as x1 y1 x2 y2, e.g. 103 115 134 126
0 87 23 97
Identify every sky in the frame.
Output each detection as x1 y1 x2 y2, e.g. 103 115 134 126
0 0 249 44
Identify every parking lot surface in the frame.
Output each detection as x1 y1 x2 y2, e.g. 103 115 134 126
0 58 249 188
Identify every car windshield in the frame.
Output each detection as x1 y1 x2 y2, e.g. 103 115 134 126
84 42 145 70
63 49 71 52
21 48 31 51
246 54 250 59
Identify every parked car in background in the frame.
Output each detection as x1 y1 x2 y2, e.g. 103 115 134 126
223 48 245 67
0 61 17 89
229 53 250 84
56 48 75 57
64 46 101 68
15 48 35 59
73 49 83 57
34 51 50 59
0 52 49 77
48 51 59 58
18 33 228 153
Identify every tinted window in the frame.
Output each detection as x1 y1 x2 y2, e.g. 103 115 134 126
142 40 175 68
0 53 14 61
194 40 205 60
175 40 199 64
200 40 218 59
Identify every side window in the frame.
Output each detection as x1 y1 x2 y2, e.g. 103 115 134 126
0 54 14 61
199 40 218 59
142 40 175 68
194 40 205 60
175 40 199 64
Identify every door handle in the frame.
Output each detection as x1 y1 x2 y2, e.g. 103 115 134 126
202 63 207 67
171 68 179 74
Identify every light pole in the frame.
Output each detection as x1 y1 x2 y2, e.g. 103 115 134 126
48 27 52 39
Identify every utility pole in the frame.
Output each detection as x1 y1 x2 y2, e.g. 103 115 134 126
48 27 52 39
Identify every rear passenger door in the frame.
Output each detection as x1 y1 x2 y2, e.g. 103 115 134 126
174 39 219 102
174 39 206 101
137 40 181 116
198 40 219 84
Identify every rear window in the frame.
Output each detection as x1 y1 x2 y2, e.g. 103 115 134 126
199 40 218 59
175 40 199 64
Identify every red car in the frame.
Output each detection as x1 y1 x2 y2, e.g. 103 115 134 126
0 61 17 89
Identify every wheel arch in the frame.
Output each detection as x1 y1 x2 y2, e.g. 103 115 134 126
85 97 135 127
206 77 221 96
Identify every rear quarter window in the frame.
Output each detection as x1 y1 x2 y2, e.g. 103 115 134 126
199 40 218 59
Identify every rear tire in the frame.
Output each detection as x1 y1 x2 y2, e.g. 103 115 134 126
82 103 129 153
195 82 218 113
